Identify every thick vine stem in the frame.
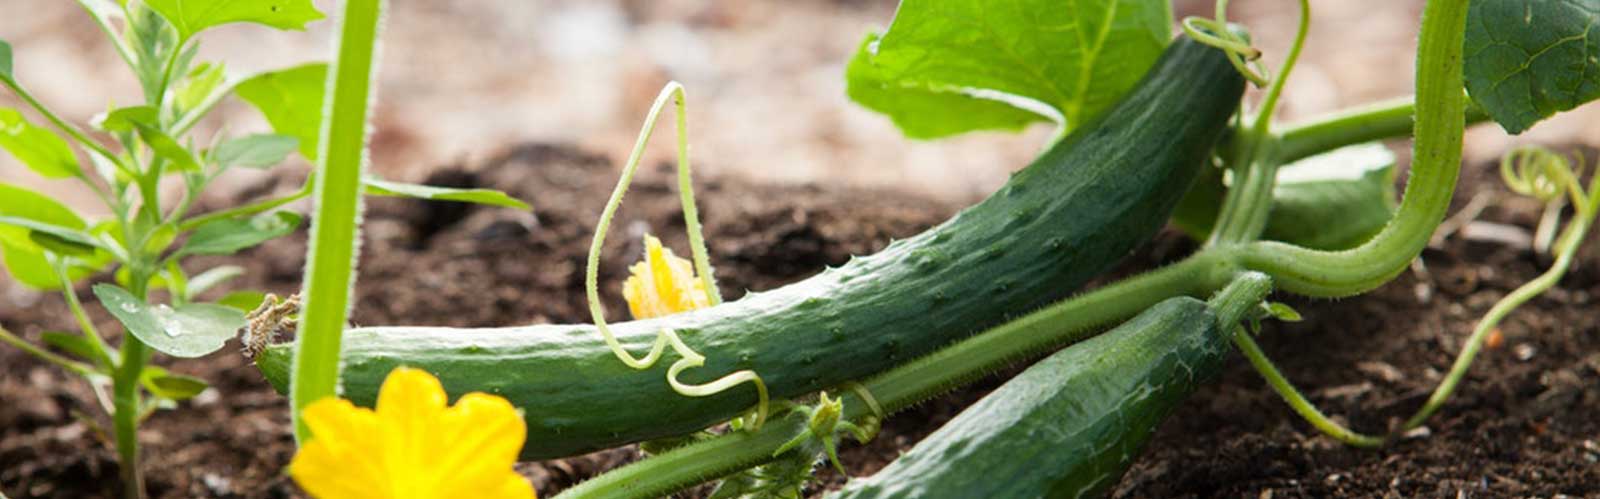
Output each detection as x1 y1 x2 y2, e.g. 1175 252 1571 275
584 82 767 426
1275 95 1489 164
1232 0 1470 298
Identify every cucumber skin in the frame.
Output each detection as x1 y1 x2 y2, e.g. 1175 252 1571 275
257 37 1244 460
829 298 1226 499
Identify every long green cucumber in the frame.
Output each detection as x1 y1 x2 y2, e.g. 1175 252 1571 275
256 36 1245 460
829 296 1227 499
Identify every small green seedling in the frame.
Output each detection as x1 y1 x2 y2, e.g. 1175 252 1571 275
0 1 524 496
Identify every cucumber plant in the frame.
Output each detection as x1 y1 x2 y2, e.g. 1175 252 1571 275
0 1 524 496
235 0 1600 496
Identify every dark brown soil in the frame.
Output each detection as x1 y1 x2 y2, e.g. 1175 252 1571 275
2 142 1597 498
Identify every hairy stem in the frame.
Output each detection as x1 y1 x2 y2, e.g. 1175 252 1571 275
1234 0 1471 297
1233 327 1384 447
289 0 384 442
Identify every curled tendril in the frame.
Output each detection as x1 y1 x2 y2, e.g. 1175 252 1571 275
1181 16 1268 87
1500 146 1590 206
585 82 770 430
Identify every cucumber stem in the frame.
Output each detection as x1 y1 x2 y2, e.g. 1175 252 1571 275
1275 95 1488 164
1232 328 1385 447
1233 0 1471 297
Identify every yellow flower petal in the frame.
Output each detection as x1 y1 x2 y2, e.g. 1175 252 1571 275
622 235 711 319
289 367 536 499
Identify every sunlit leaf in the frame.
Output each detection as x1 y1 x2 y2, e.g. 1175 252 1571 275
363 177 531 210
234 63 325 160
0 107 80 178
94 283 245 358
94 105 159 132
1464 0 1600 134
178 211 301 256
846 0 1172 139
175 61 226 114
144 0 324 40
210 133 298 169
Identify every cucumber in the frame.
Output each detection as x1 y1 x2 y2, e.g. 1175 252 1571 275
256 36 1245 460
829 297 1226 499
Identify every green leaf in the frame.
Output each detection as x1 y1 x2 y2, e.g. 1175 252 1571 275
144 0 324 40
216 290 267 312
28 231 94 256
1172 143 1397 251
41 331 113 370
132 122 202 172
210 133 298 169
0 107 81 178
1264 143 1398 251
93 283 245 358
185 265 244 299
178 211 301 256
1464 0 1600 134
235 63 325 160
0 39 12 79
0 182 87 251
94 105 159 132
846 33 1045 138
363 177 531 210
846 0 1172 138
139 366 208 400
175 61 226 114
1262 302 1304 323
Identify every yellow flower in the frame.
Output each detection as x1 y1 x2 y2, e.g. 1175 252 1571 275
623 235 711 319
288 367 536 499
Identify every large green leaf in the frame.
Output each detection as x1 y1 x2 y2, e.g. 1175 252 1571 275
0 108 81 178
846 0 1171 139
235 63 325 160
144 0 324 40
363 177 532 210
94 283 245 358
1464 0 1600 134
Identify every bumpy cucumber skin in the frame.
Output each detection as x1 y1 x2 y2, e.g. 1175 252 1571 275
257 37 1244 460
829 298 1226 499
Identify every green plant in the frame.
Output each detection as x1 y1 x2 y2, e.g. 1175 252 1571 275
0 1 523 496
254 32 1245 460
230 0 1598 496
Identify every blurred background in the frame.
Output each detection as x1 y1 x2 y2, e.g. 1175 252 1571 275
2 0 1596 217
